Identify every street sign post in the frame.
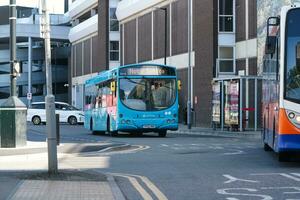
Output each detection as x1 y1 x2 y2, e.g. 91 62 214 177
40 0 58 174
27 93 32 100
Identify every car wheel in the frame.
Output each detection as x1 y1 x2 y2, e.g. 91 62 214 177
32 116 41 125
158 130 167 137
68 116 77 125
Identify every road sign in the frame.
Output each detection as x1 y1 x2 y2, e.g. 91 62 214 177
27 93 32 100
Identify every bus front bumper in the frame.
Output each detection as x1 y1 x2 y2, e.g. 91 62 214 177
117 120 178 132
277 134 300 152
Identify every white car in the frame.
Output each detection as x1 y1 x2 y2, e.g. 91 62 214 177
27 102 84 125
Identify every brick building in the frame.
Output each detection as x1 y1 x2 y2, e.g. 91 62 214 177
116 0 258 127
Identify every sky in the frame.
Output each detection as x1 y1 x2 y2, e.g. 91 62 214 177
0 0 65 14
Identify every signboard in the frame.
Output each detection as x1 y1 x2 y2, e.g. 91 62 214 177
229 81 239 125
224 81 239 126
119 66 176 76
27 93 32 100
212 82 221 123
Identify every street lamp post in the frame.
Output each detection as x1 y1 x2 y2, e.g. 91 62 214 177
187 0 192 129
10 0 17 97
158 7 168 65
41 0 58 174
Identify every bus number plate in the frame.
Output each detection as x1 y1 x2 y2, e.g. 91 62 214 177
143 125 156 129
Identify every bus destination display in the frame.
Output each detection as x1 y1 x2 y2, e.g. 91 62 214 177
119 66 175 76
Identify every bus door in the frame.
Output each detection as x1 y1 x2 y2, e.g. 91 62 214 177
265 17 280 146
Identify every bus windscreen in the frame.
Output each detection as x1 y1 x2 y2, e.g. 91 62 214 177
285 8 300 103
119 78 176 111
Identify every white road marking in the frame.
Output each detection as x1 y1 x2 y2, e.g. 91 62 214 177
251 173 300 182
291 173 300 178
223 175 259 184
280 174 300 182
261 186 300 194
217 188 273 200
223 150 245 155
161 144 169 147
173 144 183 146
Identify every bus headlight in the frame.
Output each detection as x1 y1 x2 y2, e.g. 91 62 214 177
121 119 126 124
288 112 295 119
286 110 300 126
296 116 300 123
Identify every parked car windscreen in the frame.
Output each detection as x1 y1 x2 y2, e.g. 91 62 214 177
55 103 79 111
31 104 45 109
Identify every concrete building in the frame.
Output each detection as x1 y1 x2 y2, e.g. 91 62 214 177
0 0 71 105
116 0 258 127
69 0 120 110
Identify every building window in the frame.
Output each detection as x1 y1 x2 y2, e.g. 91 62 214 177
110 41 119 61
110 8 119 31
219 0 234 32
218 47 234 73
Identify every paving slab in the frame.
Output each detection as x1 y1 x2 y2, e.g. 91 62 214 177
3 171 116 200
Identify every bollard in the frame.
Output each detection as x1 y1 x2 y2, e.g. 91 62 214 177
56 114 60 146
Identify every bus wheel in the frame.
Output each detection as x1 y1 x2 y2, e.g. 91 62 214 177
107 117 118 137
90 119 105 135
90 119 96 135
264 143 272 151
158 130 167 137
278 152 290 162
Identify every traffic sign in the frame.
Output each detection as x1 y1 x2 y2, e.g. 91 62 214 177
27 92 32 100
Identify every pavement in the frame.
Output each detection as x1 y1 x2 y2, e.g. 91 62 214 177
170 124 261 138
0 140 126 200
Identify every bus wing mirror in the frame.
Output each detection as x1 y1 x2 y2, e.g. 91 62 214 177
110 81 116 92
177 80 182 91
265 36 276 55
297 42 300 66
265 16 279 55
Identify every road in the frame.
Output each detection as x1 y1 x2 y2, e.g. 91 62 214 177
28 124 300 200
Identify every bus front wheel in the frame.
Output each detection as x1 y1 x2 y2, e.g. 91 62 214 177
107 117 118 137
158 130 167 137
278 152 290 162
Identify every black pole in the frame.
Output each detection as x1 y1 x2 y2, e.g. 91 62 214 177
9 0 17 96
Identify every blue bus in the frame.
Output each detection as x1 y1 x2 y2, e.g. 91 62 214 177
84 63 179 137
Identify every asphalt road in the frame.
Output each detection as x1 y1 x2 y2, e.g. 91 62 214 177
27 124 300 200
